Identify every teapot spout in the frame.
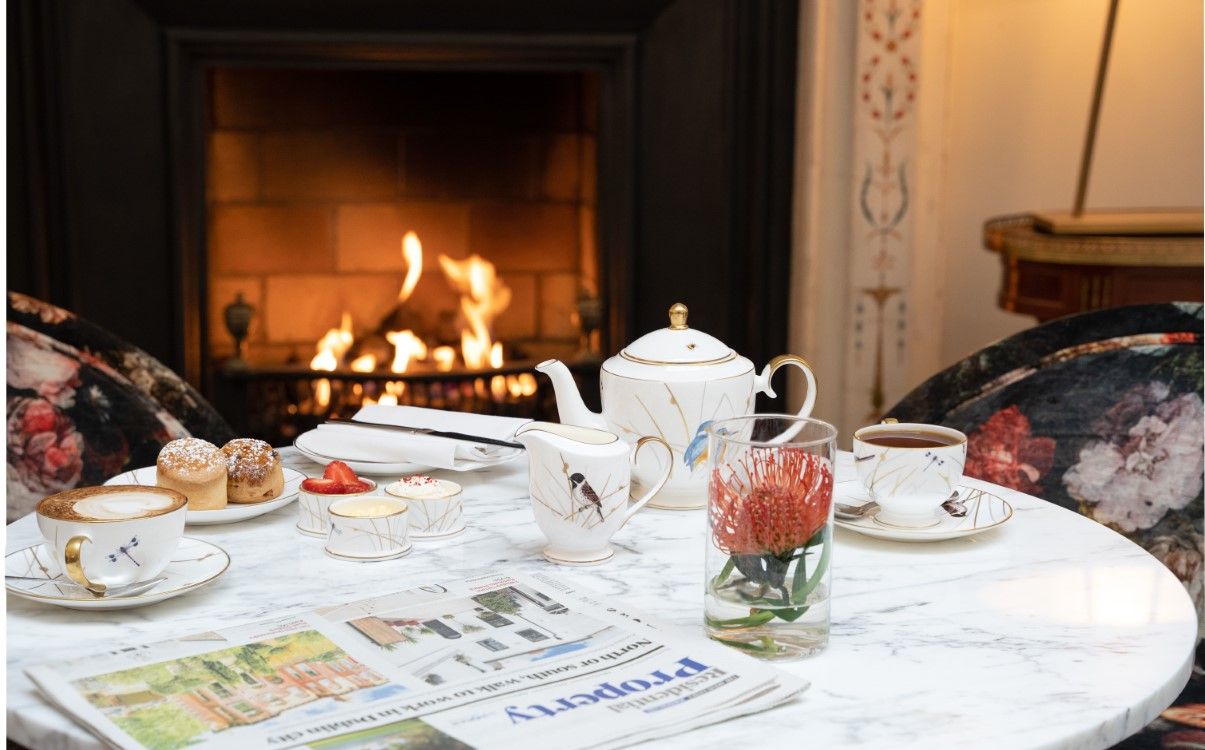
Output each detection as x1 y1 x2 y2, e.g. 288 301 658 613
534 359 607 430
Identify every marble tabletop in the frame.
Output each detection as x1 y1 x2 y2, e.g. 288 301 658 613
6 449 1198 750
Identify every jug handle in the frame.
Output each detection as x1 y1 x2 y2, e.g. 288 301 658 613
755 354 817 419
620 436 673 528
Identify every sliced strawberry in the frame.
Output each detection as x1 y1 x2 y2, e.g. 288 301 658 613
302 477 371 495
302 477 341 493
323 460 358 483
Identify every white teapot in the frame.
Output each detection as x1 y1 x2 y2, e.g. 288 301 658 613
536 303 816 509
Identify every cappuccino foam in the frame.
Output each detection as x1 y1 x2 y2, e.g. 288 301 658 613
75 493 177 520
39 489 185 521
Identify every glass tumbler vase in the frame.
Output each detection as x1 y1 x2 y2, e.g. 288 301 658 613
704 415 837 659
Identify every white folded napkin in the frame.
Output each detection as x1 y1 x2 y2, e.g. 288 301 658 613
299 406 530 471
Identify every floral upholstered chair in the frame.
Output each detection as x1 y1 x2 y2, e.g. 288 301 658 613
6 292 234 522
886 302 1203 747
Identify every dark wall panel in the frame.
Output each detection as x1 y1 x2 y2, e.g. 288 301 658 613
59 0 174 365
637 0 732 341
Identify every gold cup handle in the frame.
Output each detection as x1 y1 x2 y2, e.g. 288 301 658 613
64 535 107 595
757 354 818 419
621 436 673 528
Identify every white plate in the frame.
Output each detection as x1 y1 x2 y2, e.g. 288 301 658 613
6 537 230 610
104 466 304 525
834 482 1014 542
293 432 434 476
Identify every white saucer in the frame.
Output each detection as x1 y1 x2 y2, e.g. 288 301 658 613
542 548 615 566
412 527 466 541
324 544 412 562
293 432 433 476
6 538 230 610
834 483 1013 542
105 466 304 525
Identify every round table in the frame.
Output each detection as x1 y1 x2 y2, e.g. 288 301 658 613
5 450 1197 750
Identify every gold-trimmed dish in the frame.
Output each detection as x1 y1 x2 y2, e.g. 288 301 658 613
104 466 304 524
6 537 230 610
834 482 1014 542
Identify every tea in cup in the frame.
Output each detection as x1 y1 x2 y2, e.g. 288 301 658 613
325 496 411 561
852 421 967 527
36 485 187 593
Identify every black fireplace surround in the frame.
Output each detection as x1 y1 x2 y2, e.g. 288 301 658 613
9 0 800 406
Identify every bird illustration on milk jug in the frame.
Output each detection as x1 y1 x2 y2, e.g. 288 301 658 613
537 303 817 509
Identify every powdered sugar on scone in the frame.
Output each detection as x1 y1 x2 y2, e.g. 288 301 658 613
158 438 224 473
222 438 280 483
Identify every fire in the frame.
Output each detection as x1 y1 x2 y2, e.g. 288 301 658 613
310 312 354 371
386 330 427 373
307 232 516 379
433 346 456 372
398 231 423 303
439 254 511 369
314 378 331 408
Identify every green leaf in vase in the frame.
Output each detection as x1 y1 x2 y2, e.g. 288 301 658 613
792 526 831 602
704 610 776 629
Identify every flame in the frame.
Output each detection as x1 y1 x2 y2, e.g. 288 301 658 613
314 378 331 408
371 381 406 407
350 354 376 372
490 374 507 401
518 372 537 396
386 330 428 373
399 232 423 303
306 233 523 380
440 254 511 369
311 312 354 370
433 346 456 372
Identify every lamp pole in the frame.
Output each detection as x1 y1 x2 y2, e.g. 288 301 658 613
1072 0 1121 217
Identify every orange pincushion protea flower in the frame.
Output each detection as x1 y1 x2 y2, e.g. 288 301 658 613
709 447 833 556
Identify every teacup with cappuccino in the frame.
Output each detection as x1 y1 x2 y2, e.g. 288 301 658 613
36 485 187 592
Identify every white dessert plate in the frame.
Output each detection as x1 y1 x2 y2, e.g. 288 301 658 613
104 466 304 525
293 432 434 476
6 537 230 610
834 482 1013 542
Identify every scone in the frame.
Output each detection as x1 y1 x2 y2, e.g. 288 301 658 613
156 438 227 510
222 438 284 504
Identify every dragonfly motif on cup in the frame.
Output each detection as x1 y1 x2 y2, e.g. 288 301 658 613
107 537 141 566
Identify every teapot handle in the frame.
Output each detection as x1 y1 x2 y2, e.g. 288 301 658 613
621 436 673 528
754 354 817 419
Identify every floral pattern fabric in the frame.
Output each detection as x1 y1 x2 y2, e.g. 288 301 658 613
887 303 1204 747
6 292 233 521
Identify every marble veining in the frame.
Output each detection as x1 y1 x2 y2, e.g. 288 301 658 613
6 450 1197 750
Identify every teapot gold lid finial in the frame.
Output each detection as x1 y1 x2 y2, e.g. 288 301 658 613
668 303 689 330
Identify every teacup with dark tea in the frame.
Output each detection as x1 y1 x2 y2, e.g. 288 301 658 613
852 422 967 527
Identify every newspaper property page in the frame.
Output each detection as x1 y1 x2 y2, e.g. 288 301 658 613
26 570 808 750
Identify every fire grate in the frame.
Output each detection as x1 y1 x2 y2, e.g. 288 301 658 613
212 360 599 446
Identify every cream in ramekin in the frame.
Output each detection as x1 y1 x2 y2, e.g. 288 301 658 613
385 476 464 539
324 496 411 561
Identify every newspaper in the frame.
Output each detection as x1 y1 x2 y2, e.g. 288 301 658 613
26 569 807 750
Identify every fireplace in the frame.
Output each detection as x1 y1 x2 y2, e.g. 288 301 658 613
206 67 600 370
11 0 801 441
202 66 602 440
